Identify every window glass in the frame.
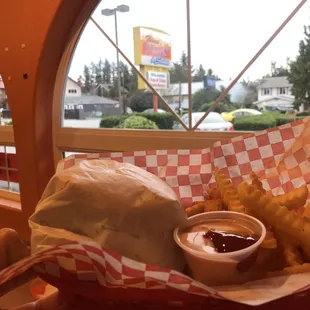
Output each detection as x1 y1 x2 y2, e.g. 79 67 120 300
234 111 243 117
0 146 19 193
59 1 309 135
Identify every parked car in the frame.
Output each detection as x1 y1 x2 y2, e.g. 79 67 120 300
173 112 234 131
221 109 262 122
143 108 166 113
262 105 294 114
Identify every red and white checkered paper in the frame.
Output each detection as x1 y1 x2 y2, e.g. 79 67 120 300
1 118 310 307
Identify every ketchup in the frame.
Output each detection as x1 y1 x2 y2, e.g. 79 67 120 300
204 230 258 253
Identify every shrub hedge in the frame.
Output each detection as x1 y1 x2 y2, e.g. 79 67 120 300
99 115 127 128
100 112 174 130
233 114 277 131
233 112 299 131
296 112 310 117
120 116 158 130
139 112 173 129
100 111 303 131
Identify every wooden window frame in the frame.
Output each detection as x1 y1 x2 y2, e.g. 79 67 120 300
0 126 20 202
52 3 249 160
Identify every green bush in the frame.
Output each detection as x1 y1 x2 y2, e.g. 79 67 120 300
273 113 295 126
193 88 231 111
233 114 277 131
100 112 174 129
129 92 153 112
297 112 310 117
120 116 158 129
297 116 307 121
233 112 298 131
141 112 173 129
100 115 127 128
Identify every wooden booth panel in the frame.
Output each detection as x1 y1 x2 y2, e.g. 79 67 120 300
0 0 100 240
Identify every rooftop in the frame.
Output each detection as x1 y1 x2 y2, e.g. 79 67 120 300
254 95 294 105
64 95 119 105
257 76 292 89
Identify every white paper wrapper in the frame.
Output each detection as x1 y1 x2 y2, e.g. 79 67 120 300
29 159 187 272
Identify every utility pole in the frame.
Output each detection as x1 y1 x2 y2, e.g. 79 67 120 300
102 5 130 114
178 81 182 115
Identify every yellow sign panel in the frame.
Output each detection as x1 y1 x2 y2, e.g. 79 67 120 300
133 26 171 90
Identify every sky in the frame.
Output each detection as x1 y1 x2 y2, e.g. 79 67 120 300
69 0 310 82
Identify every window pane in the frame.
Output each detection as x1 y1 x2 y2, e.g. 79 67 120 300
62 1 189 131
0 146 19 193
0 75 12 126
57 0 308 137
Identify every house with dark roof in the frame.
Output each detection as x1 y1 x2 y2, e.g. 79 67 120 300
254 77 294 111
64 78 122 118
64 95 121 118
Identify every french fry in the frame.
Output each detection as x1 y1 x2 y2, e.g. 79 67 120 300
250 171 266 194
207 187 222 199
302 202 310 219
187 199 223 217
268 263 310 277
192 201 204 206
238 182 310 259
261 231 277 249
271 185 308 211
214 168 245 213
185 204 204 217
202 199 223 212
277 233 302 267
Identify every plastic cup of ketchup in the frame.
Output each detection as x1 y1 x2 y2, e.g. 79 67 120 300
174 211 266 287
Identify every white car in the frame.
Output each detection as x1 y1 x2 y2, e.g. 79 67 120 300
174 112 234 131
143 108 166 113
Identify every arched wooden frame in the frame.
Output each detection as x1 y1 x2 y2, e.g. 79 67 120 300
0 0 100 240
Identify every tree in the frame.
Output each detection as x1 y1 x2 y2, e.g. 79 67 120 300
206 68 221 80
193 87 231 111
79 59 138 98
129 91 153 112
82 65 92 93
127 67 138 93
242 80 258 107
169 51 195 83
193 64 206 82
102 58 112 84
270 60 290 77
95 59 103 96
288 25 310 110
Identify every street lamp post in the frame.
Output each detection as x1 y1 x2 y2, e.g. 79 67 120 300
102 5 129 114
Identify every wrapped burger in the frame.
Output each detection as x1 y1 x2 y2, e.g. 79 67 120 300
29 159 187 271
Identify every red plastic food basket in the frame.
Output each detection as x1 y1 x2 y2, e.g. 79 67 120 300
1 118 310 309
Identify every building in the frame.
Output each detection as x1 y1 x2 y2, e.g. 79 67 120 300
159 80 249 110
65 77 82 96
64 95 121 118
254 77 294 111
64 78 122 118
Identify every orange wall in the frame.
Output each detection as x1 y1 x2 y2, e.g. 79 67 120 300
0 0 99 239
